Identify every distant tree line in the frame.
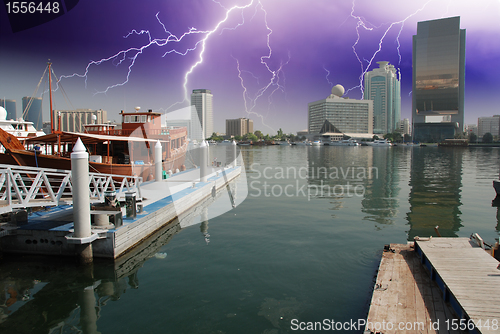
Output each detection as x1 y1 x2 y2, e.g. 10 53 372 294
207 128 306 142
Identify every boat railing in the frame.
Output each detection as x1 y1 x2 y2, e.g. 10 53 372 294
0 164 142 214
86 127 187 138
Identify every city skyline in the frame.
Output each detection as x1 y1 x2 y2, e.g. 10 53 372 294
1 0 499 134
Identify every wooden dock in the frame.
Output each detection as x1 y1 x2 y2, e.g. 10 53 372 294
415 238 500 334
365 243 468 334
0 166 242 259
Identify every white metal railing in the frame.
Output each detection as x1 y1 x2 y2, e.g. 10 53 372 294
0 164 142 214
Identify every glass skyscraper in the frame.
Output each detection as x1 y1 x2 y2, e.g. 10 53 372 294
22 96 43 130
412 16 466 142
0 99 16 120
364 61 401 134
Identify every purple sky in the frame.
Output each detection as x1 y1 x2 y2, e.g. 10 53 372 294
1 0 499 134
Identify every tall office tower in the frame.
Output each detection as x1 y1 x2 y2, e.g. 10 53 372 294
364 61 401 134
398 118 411 135
412 16 466 142
191 89 213 140
0 99 17 120
22 96 43 130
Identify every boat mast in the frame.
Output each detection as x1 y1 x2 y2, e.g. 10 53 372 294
48 61 62 155
48 61 54 134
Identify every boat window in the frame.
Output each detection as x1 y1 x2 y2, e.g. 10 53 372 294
147 115 151 122
125 115 131 123
140 115 146 123
133 116 139 123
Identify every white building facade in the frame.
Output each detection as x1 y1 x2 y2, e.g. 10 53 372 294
53 109 107 133
191 89 213 140
478 116 500 137
308 85 373 136
364 61 401 134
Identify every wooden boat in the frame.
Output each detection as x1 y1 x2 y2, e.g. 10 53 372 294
0 63 187 180
0 108 187 180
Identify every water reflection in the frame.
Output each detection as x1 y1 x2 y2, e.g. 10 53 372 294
407 147 463 239
361 148 404 227
304 145 470 237
0 180 237 334
306 146 403 227
491 199 500 233
306 146 369 215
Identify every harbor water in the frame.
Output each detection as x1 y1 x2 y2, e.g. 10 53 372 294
1 145 499 333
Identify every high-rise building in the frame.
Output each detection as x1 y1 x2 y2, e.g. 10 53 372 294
477 116 500 137
465 124 477 135
226 118 254 137
191 89 213 140
0 99 16 120
52 109 107 132
412 16 466 142
398 118 411 135
308 85 373 136
22 96 43 130
364 61 401 134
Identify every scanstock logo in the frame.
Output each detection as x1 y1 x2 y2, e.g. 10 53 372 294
160 106 248 230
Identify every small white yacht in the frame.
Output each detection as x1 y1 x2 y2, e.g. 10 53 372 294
365 139 392 146
330 139 359 146
0 106 45 141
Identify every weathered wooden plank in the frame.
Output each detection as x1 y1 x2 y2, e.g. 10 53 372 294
416 238 500 334
365 244 468 334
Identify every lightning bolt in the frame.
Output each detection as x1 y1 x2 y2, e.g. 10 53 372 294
233 52 289 134
229 0 293 134
347 0 434 97
181 0 289 133
55 0 284 132
59 12 211 96
323 65 334 89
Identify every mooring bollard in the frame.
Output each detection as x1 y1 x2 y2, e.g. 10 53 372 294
155 140 162 182
125 192 137 218
232 140 237 167
71 137 93 264
104 190 118 208
200 140 208 182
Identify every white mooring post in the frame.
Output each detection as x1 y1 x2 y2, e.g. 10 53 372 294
155 140 162 182
71 137 93 264
232 140 237 167
200 140 208 182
